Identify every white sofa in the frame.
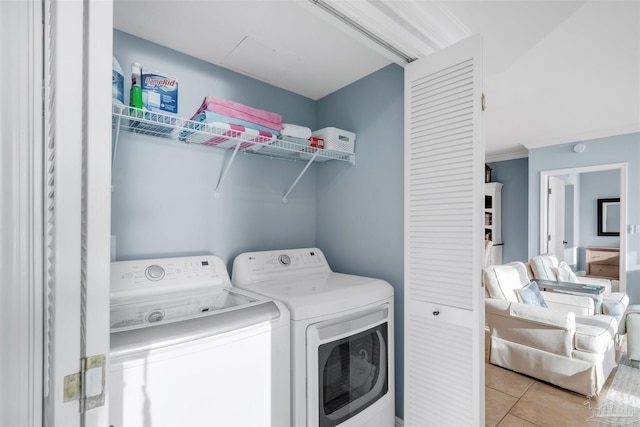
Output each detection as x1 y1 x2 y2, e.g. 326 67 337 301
484 262 618 396
528 254 629 324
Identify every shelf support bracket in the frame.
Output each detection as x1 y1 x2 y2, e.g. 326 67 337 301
214 141 243 198
283 150 320 203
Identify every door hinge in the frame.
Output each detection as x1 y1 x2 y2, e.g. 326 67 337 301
481 93 486 111
63 354 106 413
548 187 552 195
548 235 552 242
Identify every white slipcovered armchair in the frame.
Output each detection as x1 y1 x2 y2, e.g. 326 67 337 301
528 254 629 324
484 262 618 396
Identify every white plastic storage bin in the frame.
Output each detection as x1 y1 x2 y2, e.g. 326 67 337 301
312 127 356 154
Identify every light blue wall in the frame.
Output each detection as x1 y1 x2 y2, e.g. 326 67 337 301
315 64 405 418
489 156 626 274
528 133 640 304
487 158 529 263
577 170 620 270
112 31 319 269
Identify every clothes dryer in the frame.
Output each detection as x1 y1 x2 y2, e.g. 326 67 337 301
108 255 290 426
232 248 394 427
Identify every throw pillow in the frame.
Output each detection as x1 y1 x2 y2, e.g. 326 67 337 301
554 261 579 283
515 281 548 308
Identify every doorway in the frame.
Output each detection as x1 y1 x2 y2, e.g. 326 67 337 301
547 175 567 263
540 163 627 291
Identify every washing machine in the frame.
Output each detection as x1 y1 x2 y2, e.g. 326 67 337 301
108 255 290 427
232 248 394 427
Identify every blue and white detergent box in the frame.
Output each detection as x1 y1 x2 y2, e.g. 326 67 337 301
141 71 178 115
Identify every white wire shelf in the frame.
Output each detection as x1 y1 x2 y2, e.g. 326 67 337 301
111 103 354 164
111 102 355 202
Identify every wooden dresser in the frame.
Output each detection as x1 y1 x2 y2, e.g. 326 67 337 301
586 246 620 280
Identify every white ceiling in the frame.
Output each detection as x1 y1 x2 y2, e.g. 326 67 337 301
114 0 640 159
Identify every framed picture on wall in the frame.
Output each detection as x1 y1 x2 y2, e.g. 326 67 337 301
485 164 492 183
597 198 621 236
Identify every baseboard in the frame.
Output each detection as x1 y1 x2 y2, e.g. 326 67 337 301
395 416 404 427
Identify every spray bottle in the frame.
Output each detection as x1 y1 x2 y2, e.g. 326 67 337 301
112 56 124 104
130 62 143 110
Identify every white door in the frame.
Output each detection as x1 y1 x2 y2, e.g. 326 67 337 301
0 1 44 426
42 0 113 425
547 176 566 261
404 35 484 425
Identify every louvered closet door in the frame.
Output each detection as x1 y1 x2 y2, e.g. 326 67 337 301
43 0 112 425
404 35 484 426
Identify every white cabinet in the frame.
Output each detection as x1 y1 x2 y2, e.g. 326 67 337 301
484 182 503 265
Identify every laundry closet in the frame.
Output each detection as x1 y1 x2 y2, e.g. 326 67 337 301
109 19 405 319
111 24 405 426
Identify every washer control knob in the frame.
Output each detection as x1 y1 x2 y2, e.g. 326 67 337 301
145 264 165 281
146 310 165 323
278 254 291 267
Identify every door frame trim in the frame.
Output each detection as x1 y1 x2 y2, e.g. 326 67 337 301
0 0 44 425
540 163 627 290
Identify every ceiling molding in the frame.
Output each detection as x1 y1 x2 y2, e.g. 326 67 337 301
485 148 529 163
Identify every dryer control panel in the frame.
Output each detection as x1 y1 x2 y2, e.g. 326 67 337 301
232 247 331 285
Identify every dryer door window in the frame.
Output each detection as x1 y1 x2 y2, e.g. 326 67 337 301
317 322 388 427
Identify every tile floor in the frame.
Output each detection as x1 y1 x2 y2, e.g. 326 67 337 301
484 333 621 427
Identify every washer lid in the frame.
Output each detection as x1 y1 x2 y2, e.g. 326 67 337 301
110 298 282 358
110 255 271 331
110 288 267 332
234 272 393 320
